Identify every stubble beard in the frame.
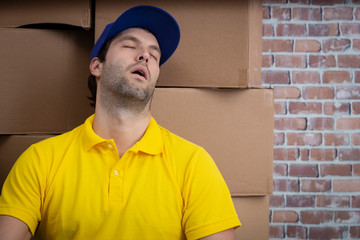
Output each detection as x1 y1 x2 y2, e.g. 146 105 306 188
99 61 156 116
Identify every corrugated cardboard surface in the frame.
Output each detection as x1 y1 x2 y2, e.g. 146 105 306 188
0 28 94 134
0 135 52 188
233 196 269 240
0 0 92 29
151 88 274 196
95 0 262 88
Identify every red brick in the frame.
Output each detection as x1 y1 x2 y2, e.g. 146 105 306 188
323 7 353 20
324 102 350 115
292 7 321 21
324 133 349 146
273 210 298 223
309 226 347 239
270 195 284 207
292 71 319 84
286 225 307 239
323 70 350 84
350 226 360 239
354 164 360 176
341 23 360 35
336 86 360 99
274 101 286 115
334 211 360 223
320 164 351 177
312 0 345 4
289 164 318 177
272 6 291 20
269 225 284 238
303 86 334 99
289 102 322 114
274 86 301 99
309 23 339 36
310 149 336 161
300 148 309 161
300 211 332 224
262 55 273 67
309 55 336 68
309 117 333 130
353 195 360 208
275 117 306 130
333 179 360 192
351 133 360 145
316 195 350 208
263 6 270 19
276 24 306 36
337 118 360 130
274 179 299 192
287 132 322 146
287 195 315 207
322 39 351 53
301 179 331 192
274 163 287 177
275 55 306 68
274 132 285 145
338 148 360 161
338 55 360 68
274 148 299 161
263 23 274 37
354 39 360 51
356 8 360 20
295 39 320 52
263 70 290 84
263 39 292 52
353 102 360 114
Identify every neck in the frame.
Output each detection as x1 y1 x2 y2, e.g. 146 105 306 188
93 103 152 158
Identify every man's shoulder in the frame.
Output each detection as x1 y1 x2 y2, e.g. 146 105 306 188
31 124 84 151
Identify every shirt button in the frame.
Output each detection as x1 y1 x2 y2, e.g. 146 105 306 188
114 170 119 176
108 144 113 149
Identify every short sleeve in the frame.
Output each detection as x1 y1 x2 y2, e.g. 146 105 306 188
181 148 241 240
0 145 45 235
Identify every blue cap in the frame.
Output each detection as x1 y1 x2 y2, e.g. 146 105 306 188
90 5 180 66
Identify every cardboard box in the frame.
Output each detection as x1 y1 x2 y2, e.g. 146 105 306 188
0 135 52 188
0 28 94 134
151 88 274 196
0 0 92 29
233 196 269 240
95 0 263 88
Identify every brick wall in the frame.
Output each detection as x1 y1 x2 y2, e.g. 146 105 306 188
262 0 360 239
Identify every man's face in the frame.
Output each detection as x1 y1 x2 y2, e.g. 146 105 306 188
98 27 161 105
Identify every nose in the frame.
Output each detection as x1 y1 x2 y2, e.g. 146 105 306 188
137 49 150 63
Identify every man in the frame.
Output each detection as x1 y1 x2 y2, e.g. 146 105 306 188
0 5 240 239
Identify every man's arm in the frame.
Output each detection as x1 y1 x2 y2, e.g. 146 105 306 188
0 215 32 240
199 228 235 240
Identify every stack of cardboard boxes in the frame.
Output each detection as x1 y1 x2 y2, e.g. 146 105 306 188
0 0 273 239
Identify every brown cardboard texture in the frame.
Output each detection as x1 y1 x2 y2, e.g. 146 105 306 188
0 28 94 134
151 88 274 196
0 0 92 29
0 135 52 188
95 0 263 88
233 196 269 240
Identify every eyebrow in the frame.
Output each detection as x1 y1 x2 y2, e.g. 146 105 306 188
119 35 161 55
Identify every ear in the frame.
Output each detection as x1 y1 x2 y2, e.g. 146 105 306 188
89 57 103 78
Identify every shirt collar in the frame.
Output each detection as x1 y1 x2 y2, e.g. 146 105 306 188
82 114 163 155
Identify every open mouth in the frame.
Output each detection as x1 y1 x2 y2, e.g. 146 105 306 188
131 66 148 80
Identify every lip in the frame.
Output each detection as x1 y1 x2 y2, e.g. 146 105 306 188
130 65 149 81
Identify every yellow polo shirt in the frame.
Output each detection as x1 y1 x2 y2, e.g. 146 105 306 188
0 115 240 239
